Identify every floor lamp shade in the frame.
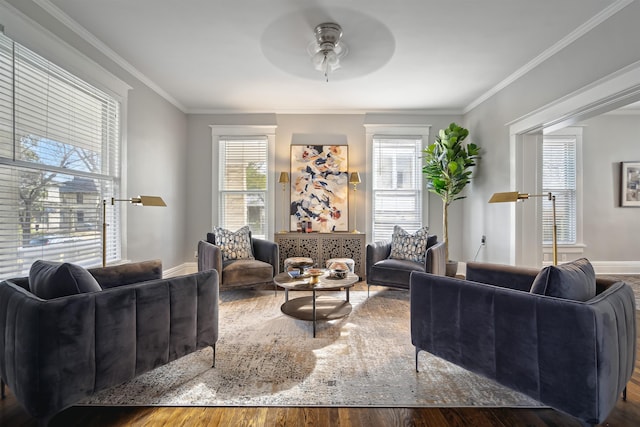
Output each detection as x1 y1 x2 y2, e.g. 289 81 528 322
102 195 167 266
489 191 557 265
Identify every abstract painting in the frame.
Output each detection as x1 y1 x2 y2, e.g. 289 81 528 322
290 145 348 232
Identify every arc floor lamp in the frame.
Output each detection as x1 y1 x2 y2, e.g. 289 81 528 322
489 191 557 265
102 195 166 266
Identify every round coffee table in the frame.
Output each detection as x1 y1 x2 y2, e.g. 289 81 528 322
274 271 359 337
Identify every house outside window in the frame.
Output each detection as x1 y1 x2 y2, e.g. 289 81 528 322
0 32 121 278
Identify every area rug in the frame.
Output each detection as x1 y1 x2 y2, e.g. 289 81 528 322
80 289 542 408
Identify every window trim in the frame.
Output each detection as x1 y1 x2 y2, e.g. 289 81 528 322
210 125 276 240
0 28 126 276
540 126 584 263
1 3 131 263
364 123 431 241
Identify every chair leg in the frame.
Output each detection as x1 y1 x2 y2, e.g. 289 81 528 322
623 386 627 401
415 347 420 372
1 378 5 399
212 344 216 368
367 284 370 298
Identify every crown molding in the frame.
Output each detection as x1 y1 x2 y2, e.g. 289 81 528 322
463 0 635 114
33 0 186 113
188 108 463 116
0 0 131 98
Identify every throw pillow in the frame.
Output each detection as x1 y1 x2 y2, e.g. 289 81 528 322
212 225 255 261
389 225 430 263
529 258 596 302
29 260 102 299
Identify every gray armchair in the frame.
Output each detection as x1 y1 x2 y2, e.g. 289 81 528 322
198 233 279 290
410 261 636 425
366 235 445 295
0 260 219 422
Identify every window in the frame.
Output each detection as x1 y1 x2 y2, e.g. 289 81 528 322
218 137 268 238
0 33 120 279
542 134 578 245
371 136 423 241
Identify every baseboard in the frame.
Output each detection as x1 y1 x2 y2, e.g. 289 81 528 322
590 261 640 275
163 262 197 278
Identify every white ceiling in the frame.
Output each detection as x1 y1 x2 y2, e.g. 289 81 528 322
27 0 626 113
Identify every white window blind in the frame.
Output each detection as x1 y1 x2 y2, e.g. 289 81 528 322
219 137 268 238
0 32 120 279
542 136 576 245
371 136 422 241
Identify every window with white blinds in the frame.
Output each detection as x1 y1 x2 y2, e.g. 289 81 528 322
219 137 268 238
371 136 423 241
542 136 576 245
0 32 120 279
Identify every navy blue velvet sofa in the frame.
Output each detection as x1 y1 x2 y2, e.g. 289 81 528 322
0 260 219 422
410 261 636 425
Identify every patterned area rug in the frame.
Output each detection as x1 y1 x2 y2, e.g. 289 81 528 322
80 289 542 408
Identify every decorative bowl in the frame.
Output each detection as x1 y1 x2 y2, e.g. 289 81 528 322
329 269 348 279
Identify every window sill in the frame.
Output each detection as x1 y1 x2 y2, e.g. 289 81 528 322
542 243 586 264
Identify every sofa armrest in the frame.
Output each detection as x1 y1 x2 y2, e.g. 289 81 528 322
252 238 279 275
197 240 223 278
366 240 391 279
424 241 446 275
88 259 163 289
465 261 539 292
410 271 636 424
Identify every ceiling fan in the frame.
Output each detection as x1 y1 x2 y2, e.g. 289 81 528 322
260 7 395 82
308 22 347 82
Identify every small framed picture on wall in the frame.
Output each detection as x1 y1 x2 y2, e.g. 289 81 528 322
621 161 640 207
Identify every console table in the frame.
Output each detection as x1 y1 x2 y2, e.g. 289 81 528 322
274 232 366 279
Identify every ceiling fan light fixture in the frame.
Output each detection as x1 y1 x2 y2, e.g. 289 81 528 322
309 22 347 82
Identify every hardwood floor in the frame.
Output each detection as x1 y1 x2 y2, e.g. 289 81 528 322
1 294 639 426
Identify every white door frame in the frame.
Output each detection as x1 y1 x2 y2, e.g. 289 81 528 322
507 60 640 266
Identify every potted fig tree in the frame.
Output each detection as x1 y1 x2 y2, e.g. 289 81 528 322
422 122 480 276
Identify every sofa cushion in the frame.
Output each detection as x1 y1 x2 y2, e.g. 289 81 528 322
222 259 272 287
212 226 255 261
371 258 425 288
29 260 102 299
529 258 596 301
389 225 430 263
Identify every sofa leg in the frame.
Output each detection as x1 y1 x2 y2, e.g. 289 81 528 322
623 386 627 401
415 347 420 372
1 378 5 399
212 344 216 368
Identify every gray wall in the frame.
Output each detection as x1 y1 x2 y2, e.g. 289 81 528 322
184 113 465 262
463 1 640 265
579 113 640 261
9 0 640 269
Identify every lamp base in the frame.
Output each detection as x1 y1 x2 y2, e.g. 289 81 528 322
350 229 361 234
278 230 289 234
